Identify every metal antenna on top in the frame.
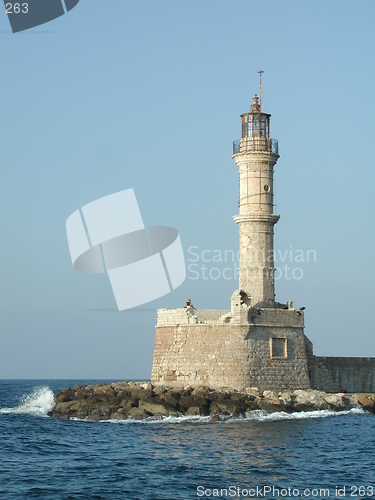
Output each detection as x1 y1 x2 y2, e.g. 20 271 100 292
257 70 264 111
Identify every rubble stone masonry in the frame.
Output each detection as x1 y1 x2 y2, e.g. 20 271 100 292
151 294 312 391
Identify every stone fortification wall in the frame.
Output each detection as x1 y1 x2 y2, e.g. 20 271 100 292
152 305 312 391
152 323 251 390
244 327 312 391
312 357 375 393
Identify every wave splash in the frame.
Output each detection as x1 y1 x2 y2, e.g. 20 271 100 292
0 386 55 417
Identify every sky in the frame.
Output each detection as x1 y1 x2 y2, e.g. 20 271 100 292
1 1 375 379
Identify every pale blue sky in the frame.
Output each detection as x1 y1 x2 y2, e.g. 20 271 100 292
1 1 374 378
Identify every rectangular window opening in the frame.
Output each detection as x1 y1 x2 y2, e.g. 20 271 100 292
271 337 287 359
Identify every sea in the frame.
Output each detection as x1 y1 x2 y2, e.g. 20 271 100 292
0 380 374 500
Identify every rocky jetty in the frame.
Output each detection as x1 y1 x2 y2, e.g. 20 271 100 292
47 382 375 421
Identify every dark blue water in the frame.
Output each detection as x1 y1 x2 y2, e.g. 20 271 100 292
0 380 374 499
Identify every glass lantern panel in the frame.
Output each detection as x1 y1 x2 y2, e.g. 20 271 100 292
260 116 266 137
252 114 259 136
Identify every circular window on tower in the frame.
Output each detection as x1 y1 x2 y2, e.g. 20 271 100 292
264 185 270 192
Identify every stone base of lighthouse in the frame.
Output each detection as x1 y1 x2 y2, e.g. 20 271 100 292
151 291 313 391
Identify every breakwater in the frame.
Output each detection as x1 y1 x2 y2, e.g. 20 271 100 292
48 382 375 421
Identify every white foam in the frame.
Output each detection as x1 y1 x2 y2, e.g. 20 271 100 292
237 407 365 422
0 386 55 417
71 407 365 425
108 414 214 424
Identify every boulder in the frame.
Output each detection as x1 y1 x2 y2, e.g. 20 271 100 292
92 384 108 395
109 382 129 392
209 402 221 415
55 387 76 403
356 394 375 414
126 385 149 399
244 387 260 397
292 390 330 411
278 392 293 406
230 392 245 402
324 394 352 410
356 394 375 406
160 391 180 408
213 399 247 416
244 398 261 411
153 386 168 396
51 401 77 417
146 382 154 393
178 394 208 411
206 390 229 405
118 397 139 411
262 390 278 399
126 407 150 420
258 391 283 412
138 401 170 417
192 386 210 397
257 399 283 413
186 406 207 416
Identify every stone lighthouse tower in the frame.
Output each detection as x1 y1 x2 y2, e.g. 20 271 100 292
151 82 313 391
232 93 280 307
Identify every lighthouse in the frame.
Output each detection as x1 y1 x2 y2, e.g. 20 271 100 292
232 90 280 307
151 79 375 393
151 79 313 391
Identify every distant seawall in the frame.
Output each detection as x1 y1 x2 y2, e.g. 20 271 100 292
312 357 375 393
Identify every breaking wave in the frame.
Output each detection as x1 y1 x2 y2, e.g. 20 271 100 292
0 386 55 417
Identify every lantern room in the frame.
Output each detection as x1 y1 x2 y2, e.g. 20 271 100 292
241 94 271 139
